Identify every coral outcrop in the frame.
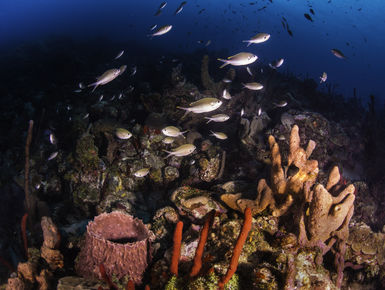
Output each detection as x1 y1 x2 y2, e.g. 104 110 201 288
76 211 154 285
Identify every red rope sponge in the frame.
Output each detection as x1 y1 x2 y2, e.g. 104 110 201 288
190 210 215 277
170 221 184 276
218 207 252 289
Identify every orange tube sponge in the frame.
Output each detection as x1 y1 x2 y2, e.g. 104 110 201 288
190 211 215 277
170 221 184 276
218 207 252 289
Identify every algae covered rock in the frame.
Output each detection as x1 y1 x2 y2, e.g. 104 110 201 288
171 186 226 220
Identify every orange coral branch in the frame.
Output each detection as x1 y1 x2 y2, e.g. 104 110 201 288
170 221 184 276
218 207 252 289
21 213 28 259
190 211 215 277
99 263 118 290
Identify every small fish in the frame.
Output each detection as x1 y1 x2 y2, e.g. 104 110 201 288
148 25 173 37
204 114 230 124
73 89 82 93
109 95 116 101
246 66 253 76
242 33 270 46
49 133 57 145
257 107 262 116
210 131 228 140
269 58 284 69
115 128 132 140
159 2 167 9
88 68 121 92
126 86 134 93
205 40 211 46
331 49 346 59
222 78 232 83
304 13 313 22
243 82 264 90
217 52 258 68
198 8 205 14
154 9 162 16
273 100 288 107
150 24 158 31
162 136 175 144
222 89 232 100
133 168 150 177
175 1 187 15
115 50 124 60
118 93 123 99
66 105 72 111
241 108 245 117
79 82 86 89
119 65 127 75
83 113 89 119
320 72 327 83
177 97 222 114
163 144 196 158
130 66 137 76
309 8 315 15
99 95 104 102
162 126 187 137
48 152 58 161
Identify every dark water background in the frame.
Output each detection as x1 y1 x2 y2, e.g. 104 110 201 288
0 0 384 102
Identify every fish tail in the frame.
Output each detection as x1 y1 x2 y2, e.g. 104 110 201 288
162 149 172 159
204 117 212 124
242 40 251 47
217 58 229 69
246 42 252 47
88 82 98 92
176 106 188 111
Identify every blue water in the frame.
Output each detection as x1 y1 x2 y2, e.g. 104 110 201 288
1 0 384 101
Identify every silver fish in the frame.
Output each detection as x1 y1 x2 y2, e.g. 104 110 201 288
49 133 57 145
210 131 228 140
48 152 58 161
73 89 82 93
130 66 137 76
162 126 187 137
115 50 124 60
217 52 258 68
273 100 288 107
205 40 211 46
177 97 222 114
115 128 132 140
243 82 264 90
83 113 89 119
320 72 327 83
99 95 104 102
150 24 158 31
149 25 173 37
257 107 262 116
133 168 150 177
269 58 284 69
159 2 167 9
79 82 86 89
164 144 196 158
242 33 270 46
222 89 232 100
241 108 245 117
222 78 232 83
246 66 253 76
88 68 121 92
204 114 230 124
162 136 175 144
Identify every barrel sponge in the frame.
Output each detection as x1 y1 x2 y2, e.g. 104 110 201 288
76 211 154 285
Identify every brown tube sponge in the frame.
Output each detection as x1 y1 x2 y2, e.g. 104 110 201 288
76 211 154 285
